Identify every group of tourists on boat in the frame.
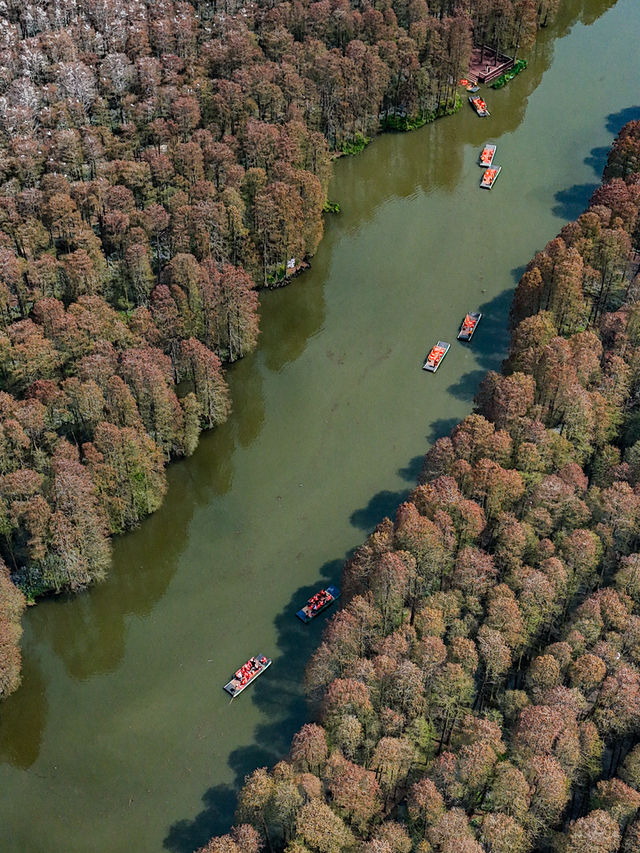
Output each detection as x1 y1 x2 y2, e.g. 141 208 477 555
458 311 482 341
297 584 341 622
234 655 268 686
460 315 477 334
423 341 450 372
424 314 482 373
427 344 447 366
470 95 490 117
307 589 332 612
479 144 495 166
481 167 500 188
224 584 341 693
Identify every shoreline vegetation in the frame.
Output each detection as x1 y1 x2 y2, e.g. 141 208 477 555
198 119 640 853
0 0 556 698
491 59 529 89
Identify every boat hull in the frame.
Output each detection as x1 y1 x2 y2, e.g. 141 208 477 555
457 312 483 341
469 96 490 117
223 655 272 696
423 341 451 372
480 165 501 189
296 585 341 623
479 143 496 167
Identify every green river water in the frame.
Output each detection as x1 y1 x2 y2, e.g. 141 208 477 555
1 1 639 849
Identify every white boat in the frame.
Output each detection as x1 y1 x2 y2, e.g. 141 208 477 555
223 654 271 696
457 312 483 341
469 96 490 117
480 165 501 189
479 143 496 167
423 341 450 372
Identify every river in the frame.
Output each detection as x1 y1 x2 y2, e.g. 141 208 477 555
1 0 639 849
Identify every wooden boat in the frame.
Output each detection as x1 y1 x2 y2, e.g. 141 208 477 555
457 312 483 341
478 143 496 167
223 654 272 696
296 585 341 623
467 84 480 93
469 95 490 117
480 165 501 189
423 341 450 372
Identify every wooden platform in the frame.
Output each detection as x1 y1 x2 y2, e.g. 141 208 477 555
468 47 514 84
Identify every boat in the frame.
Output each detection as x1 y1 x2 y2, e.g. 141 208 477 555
466 84 480 93
423 341 450 372
223 654 272 696
469 95 490 117
478 143 496 167
296 585 341 622
480 165 501 189
457 312 483 341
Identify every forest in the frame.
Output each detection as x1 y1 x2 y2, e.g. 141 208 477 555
196 121 640 852
0 0 558 698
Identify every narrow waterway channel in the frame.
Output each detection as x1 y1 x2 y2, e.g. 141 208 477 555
1 1 639 849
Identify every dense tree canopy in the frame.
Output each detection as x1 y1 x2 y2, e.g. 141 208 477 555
197 115 640 852
0 0 561 694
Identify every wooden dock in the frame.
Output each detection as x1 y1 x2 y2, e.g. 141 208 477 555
468 47 514 84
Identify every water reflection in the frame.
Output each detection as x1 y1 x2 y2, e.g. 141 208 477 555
578 0 618 24
0 653 46 768
162 2 633 849
165 555 343 850
35 482 193 681
0 0 636 848
259 246 330 375
553 106 640 220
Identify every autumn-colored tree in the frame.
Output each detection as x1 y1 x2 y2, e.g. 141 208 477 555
84 422 167 533
290 724 328 774
294 800 354 853
479 813 528 853
236 767 277 848
564 810 620 853
592 778 640 828
408 778 445 838
37 451 111 593
324 751 382 831
0 558 26 698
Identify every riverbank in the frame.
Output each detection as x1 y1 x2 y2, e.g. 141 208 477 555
0 0 552 611
0 0 637 849
198 99 640 853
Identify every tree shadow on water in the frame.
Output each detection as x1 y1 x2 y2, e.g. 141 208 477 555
164 784 238 852
164 560 347 852
606 106 640 136
554 105 640 222
585 145 610 177
427 417 462 444
552 182 599 221
446 369 487 402
350 488 412 530
398 455 426 484
474 287 514 370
